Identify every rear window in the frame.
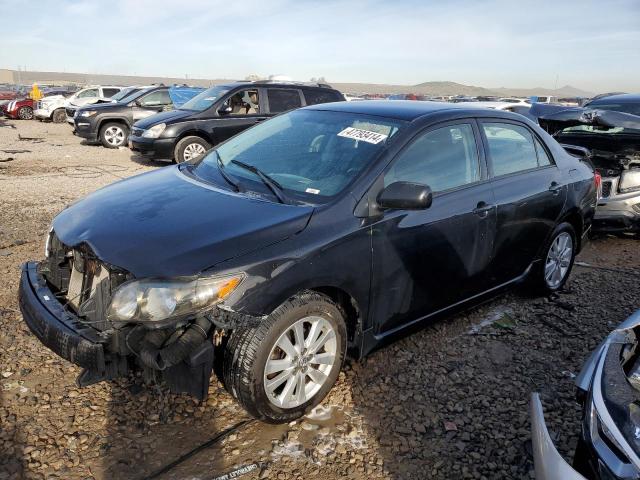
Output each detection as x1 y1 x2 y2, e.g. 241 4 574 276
303 89 342 106
585 102 640 116
267 89 302 114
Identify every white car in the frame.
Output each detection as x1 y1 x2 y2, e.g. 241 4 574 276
498 97 531 105
61 86 126 124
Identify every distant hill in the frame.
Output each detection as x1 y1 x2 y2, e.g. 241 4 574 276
0 68 596 98
335 80 595 98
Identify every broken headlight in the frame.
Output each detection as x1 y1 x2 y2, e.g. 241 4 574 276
107 273 244 327
619 169 640 194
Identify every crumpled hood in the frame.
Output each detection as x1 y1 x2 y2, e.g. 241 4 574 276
52 166 313 278
134 109 193 129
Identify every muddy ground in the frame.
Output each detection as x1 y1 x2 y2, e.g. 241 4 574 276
1 117 639 480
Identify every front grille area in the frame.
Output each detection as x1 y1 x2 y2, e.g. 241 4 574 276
65 107 75 118
602 181 613 198
41 233 128 330
131 127 144 137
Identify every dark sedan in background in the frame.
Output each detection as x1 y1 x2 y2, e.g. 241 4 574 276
19 101 596 423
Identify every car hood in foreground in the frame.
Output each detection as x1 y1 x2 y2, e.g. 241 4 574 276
133 109 193 129
52 166 313 277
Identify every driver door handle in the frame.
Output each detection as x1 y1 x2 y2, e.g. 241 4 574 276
473 201 494 218
549 181 562 195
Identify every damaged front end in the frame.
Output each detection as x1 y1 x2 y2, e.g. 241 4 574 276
18 231 246 400
572 312 640 478
534 104 640 232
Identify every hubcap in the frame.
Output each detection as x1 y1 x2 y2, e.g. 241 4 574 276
183 142 206 161
545 231 573 288
19 107 32 119
263 316 338 409
104 126 125 146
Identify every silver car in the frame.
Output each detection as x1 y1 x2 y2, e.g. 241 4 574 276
532 309 640 479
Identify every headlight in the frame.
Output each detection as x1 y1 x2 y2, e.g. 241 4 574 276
44 227 53 258
107 273 244 326
79 110 97 117
142 123 166 138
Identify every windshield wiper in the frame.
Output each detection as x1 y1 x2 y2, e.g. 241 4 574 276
215 151 242 192
230 159 291 204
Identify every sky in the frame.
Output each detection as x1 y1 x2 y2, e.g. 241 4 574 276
1 0 639 93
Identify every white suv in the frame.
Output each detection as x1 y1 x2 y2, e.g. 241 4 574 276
60 86 125 124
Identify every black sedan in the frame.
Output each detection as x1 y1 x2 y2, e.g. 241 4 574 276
19 101 597 423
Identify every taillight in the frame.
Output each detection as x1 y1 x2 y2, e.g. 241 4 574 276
594 171 602 199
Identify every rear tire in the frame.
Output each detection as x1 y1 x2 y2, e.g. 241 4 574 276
52 108 66 123
174 136 211 163
222 291 347 423
99 122 129 148
18 106 33 120
530 222 577 294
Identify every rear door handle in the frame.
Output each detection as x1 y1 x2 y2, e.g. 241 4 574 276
473 201 494 218
549 182 562 195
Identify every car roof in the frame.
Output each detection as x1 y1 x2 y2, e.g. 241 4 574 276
306 100 496 121
588 93 640 104
218 81 338 91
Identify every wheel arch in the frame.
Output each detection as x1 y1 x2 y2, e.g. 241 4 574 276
307 286 362 357
559 208 584 252
175 129 215 146
97 117 129 134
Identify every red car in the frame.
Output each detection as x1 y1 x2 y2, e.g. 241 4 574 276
1 97 35 120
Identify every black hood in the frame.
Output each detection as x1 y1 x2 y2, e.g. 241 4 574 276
52 166 313 278
134 109 193 129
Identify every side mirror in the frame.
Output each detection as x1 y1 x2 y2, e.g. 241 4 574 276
377 181 432 210
219 102 232 115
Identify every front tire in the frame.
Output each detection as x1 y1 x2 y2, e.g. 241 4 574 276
174 136 211 163
531 222 577 293
52 108 66 123
18 106 33 120
222 291 347 423
99 122 129 148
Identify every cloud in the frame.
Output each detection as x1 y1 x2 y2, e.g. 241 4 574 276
0 0 638 92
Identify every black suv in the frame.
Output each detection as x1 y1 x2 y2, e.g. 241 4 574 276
73 85 203 149
128 81 345 163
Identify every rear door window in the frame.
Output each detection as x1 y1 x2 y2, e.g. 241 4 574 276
303 89 342 105
482 122 538 177
534 138 552 166
267 89 303 114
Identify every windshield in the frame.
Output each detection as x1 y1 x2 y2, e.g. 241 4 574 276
111 88 139 102
190 109 404 202
180 85 231 112
118 88 151 105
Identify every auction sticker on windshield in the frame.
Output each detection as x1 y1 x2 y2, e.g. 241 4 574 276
337 127 388 144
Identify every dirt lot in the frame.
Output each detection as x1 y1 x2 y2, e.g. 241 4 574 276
1 118 639 480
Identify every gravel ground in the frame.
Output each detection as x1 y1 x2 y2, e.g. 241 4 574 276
1 118 639 480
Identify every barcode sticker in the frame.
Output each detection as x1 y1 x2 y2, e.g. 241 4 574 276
337 127 388 144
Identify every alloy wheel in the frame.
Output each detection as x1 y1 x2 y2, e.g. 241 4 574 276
104 126 125 146
544 232 573 288
263 316 338 409
183 142 206 161
19 107 33 120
